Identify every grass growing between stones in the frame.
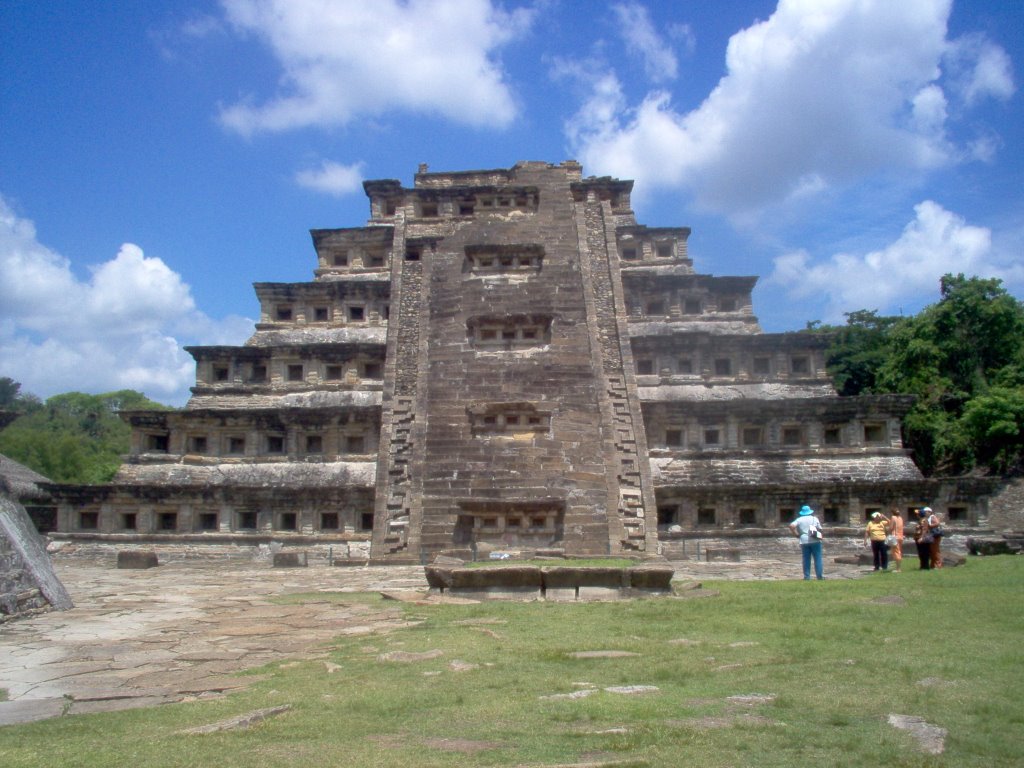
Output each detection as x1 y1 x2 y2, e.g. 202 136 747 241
1 557 1022 767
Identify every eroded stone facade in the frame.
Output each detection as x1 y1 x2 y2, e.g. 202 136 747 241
48 162 992 561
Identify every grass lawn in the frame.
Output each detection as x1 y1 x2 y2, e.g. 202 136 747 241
1 557 1021 767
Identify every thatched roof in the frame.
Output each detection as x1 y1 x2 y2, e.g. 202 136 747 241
0 454 52 502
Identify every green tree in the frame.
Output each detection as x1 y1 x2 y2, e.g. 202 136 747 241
0 387 173 483
961 387 1024 474
811 310 902 396
870 275 1024 475
0 376 42 415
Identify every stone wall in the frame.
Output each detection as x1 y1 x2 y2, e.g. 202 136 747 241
986 477 1024 531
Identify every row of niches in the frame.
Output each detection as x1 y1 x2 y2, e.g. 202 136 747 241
317 246 389 271
634 350 821 379
467 404 554 435
372 189 539 219
467 315 553 348
626 293 750 318
73 507 376 535
656 502 971 530
198 358 384 387
464 244 544 273
647 419 898 450
138 425 379 459
619 240 687 262
262 301 389 326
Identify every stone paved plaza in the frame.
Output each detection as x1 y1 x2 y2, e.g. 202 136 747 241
0 553 870 726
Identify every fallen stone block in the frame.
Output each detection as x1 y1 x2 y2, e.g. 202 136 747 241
272 552 307 568
117 551 159 569
966 537 1021 556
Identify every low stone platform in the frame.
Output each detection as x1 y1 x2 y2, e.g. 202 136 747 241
424 564 675 600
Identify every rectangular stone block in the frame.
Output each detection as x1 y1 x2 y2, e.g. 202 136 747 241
117 551 159 569
272 551 308 568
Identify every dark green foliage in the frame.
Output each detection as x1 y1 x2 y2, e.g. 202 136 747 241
0 383 173 483
0 377 42 415
808 310 902 396
811 274 1024 476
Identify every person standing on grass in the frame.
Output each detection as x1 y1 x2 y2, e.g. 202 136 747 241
788 504 824 580
864 511 890 571
923 506 944 568
912 509 932 570
889 507 904 572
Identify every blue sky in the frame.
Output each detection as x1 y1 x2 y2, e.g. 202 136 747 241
2 0 1022 406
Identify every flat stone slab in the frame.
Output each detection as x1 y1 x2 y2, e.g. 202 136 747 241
568 651 641 659
181 705 293 734
888 714 947 755
378 649 444 663
0 698 66 726
0 560 427 724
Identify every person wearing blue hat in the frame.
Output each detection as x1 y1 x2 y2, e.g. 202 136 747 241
788 504 824 580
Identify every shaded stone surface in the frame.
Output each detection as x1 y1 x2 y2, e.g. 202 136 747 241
117 551 159 569
272 551 307 568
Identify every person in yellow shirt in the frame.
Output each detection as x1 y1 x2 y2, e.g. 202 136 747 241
864 511 890 571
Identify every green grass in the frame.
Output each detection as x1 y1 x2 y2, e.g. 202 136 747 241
2 558 1022 767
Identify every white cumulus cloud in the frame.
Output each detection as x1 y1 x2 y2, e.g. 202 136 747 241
0 195 252 405
768 200 1024 321
295 160 365 197
564 0 1013 217
217 0 534 136
612 2 679 82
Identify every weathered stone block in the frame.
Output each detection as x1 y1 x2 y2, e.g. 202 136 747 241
704 548 741 562
117 551 159 569
544 587 578 601
966 537 1021 556
424 565 454 589
577 586 623 601
542 566 626 589
272 551 307 568
626 565 675 590
448 566 543 590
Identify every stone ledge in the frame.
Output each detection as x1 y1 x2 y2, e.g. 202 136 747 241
425 564 674 599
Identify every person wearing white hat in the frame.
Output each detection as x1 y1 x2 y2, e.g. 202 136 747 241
864 511 891 571
788 504 824 580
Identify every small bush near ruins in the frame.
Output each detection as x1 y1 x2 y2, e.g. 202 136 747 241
1 557 1021 767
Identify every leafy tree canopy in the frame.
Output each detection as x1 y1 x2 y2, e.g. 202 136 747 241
811 274 1024 476
0 383 173 484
